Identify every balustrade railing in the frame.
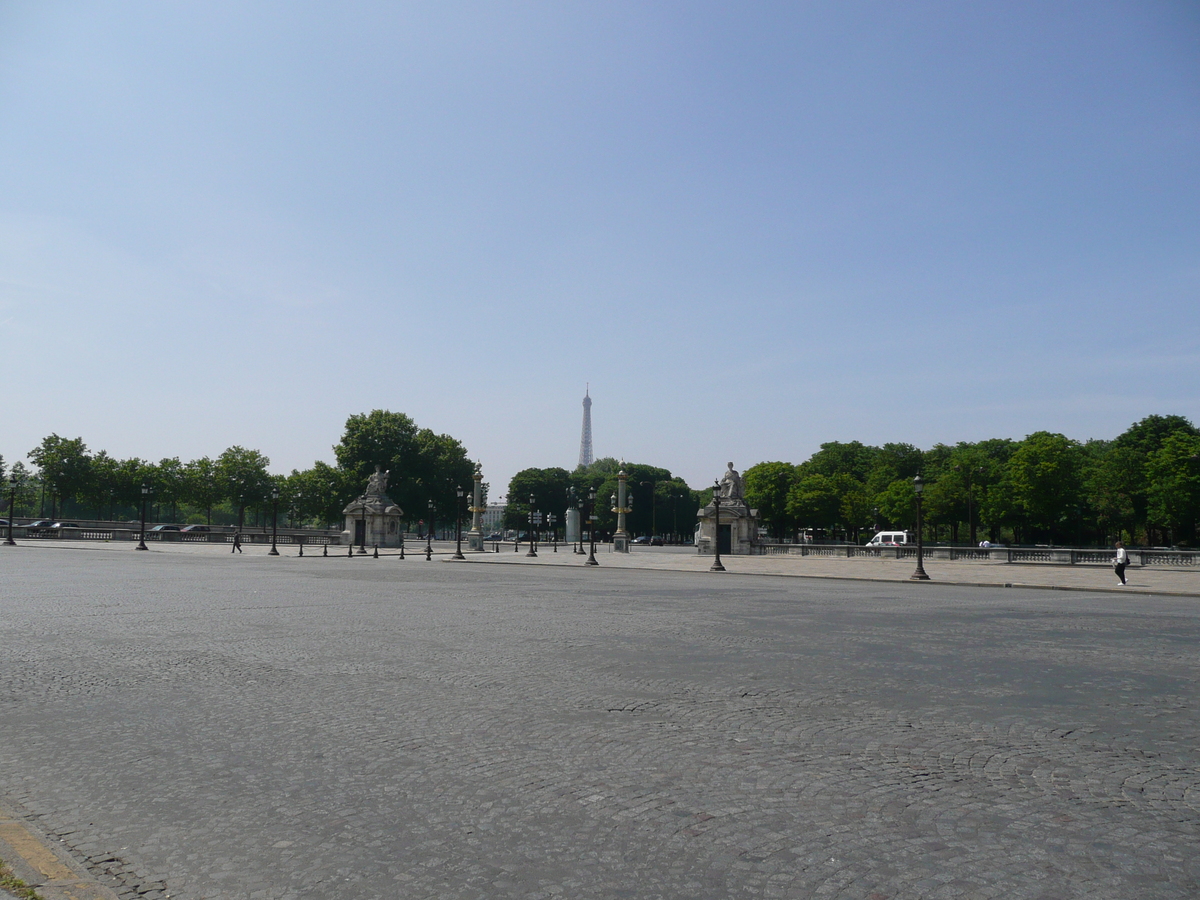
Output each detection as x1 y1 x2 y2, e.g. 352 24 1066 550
752 543 1199 568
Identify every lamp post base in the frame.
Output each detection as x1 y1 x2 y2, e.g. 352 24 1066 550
910 567 930 581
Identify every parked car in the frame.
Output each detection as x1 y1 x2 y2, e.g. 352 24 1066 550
148 524 181 532
180 525 210 533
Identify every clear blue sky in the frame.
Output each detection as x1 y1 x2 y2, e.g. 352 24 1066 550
2 1 1197 494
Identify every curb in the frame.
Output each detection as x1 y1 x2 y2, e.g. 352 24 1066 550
0 806 119 900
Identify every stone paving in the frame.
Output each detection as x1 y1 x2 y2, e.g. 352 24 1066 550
0 542 1197 899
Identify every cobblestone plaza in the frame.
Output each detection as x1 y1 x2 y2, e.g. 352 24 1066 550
1 545 1197 899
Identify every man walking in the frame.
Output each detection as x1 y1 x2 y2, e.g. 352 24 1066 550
1113 540 1128 585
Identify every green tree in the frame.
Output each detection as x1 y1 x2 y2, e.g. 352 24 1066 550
1145 432 1200 546
875 478 917 531
286 461 352 527
80 450 118 519
29 434 91 520
155 457 186 522
5 462 38 518
744 462 799 539
181 457 223 525
1004 432 1085 543
216 446 273 527
786 473 841 532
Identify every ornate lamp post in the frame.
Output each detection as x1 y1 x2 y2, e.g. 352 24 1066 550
136 483 152 551
547 512 557 551
585 487 598 566
452 485 466 560
268 486 280 556
710 479 725 572
294 492 305 556
4 474 17 546
426 499 435 560
526 494 538 557
911 475 930 581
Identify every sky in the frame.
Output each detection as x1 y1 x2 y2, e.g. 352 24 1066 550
1 1 1198 496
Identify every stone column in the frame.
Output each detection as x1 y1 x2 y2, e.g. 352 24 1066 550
467 464 484 551
612 468 631 553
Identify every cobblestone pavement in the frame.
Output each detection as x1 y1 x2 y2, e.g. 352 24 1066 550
1 544 1197 899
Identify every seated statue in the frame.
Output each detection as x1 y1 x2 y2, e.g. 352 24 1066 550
365 466 389 497
717 462 744 501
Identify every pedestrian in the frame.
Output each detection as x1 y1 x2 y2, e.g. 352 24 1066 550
1112 540 1128 585
232 530 243 554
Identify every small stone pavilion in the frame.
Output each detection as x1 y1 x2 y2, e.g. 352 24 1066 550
342 466 404 549
695 462 760 556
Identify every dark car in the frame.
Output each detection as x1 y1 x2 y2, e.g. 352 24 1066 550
148 524 181 532
632 535 651 544
180 524 210 533
649 537 664 546
23 519 53 528
51 522 81 528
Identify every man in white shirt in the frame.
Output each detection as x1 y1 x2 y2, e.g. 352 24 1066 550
1113 541 1128 585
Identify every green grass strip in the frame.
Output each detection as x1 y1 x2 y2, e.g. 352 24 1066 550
0 855 45 900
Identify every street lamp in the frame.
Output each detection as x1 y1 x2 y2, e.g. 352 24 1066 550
136 482 152 551
585 487 598 566
426 499 435 560
268 485 280 556
911 475 930 581
452 485 466 560
294 492 304 556
710 479 725 572
526 494 538 557
4 474 17 546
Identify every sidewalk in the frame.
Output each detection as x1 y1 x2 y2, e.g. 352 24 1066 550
8 538 1200 597
461 543 1200 596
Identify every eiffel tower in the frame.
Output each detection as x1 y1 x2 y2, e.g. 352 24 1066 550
578 386 594 468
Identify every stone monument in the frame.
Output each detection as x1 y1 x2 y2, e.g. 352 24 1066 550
342 466 405 549
466 463 485 552
695 462 759 556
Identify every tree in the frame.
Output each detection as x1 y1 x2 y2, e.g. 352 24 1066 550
156 457 186 522
744 462 799 539
216 446 273 527
333 411 474 524
5 462 38 518
286 461 353 527
181 457 223 525
29 435 91 520
786 473 841 532
875 478 917 531
1004 432 1085 543
80 451 118 519
1145 432 1200 546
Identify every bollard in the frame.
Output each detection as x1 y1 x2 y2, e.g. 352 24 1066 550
348 543 353 558
400 543 405 559
373 545 378 559
299 542 304 557
425 543 432 561
323 543 327 557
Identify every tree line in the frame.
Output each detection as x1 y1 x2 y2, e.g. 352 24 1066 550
505 459 700 540
2 410 475 531
744 415 1200 548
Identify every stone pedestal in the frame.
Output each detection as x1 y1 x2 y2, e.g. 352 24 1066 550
341 467 404 549
565 508 580 545
695 500 759 556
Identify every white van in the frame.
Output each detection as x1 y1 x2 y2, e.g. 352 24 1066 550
866 531 914 546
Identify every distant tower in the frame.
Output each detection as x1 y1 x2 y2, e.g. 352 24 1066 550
578 385 594 468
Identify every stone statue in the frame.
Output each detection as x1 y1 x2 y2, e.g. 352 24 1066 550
717 462 744 501
365 466 389 497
